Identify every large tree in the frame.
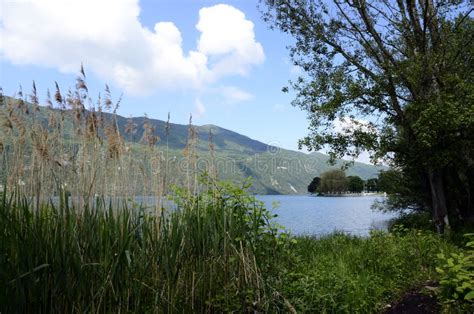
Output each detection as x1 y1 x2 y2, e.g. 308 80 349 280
261 0 474 232
308 176 321 193
365 178 379 192
319 169 348 194
347 175 364 193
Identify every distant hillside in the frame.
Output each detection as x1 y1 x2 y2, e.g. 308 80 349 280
0 97 384 194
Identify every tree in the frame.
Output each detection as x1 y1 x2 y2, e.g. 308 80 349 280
261 0 474 233
365 178 379 192
308 176 321 193
319 169 348 194
375 169 433 214
347 176 364 193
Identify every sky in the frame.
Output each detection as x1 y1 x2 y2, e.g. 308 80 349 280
0 0 370 163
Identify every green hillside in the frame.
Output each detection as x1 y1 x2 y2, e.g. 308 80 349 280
0 97 384 194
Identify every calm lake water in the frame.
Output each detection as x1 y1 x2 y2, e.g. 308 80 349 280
256 195 396 236
54 194 396 237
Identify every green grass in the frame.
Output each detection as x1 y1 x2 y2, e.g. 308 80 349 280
0 185 464 313
0 182 288 313
283 229 458 313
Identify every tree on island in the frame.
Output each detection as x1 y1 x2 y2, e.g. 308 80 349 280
319 169 348 194
307 176 321 194
365 178 379 193
260 0 474 233
347 176 364 193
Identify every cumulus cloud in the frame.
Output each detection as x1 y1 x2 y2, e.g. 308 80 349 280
196 4 264 81
0 0 264 95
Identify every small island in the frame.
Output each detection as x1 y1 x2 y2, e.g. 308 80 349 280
308 168 384 196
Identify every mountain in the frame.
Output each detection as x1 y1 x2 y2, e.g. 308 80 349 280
0 97 384 194
92 110 384 194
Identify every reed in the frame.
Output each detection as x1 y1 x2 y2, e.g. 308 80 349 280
0 68 180 209
0 179 288 312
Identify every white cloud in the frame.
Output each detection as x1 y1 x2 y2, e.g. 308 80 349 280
0 0 264 95
220 86 254 103
353 151 372 164
196 4 264 81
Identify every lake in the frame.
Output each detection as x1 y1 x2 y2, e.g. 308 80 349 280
53 194 396 237
256 195 396 236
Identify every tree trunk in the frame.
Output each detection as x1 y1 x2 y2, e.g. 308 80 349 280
466 166 474 222
428 169 450 234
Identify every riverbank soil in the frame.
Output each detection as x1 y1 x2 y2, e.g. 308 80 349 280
384 283 440 314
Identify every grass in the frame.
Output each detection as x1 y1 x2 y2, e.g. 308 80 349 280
1 186 463 313
282 229 458 313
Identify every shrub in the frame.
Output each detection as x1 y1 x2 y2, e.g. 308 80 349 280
436 233 474 311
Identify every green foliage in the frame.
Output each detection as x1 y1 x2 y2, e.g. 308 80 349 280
260 0 474 229
0 181 291 313
307 176 320 194
1 181 468 312
376 169 427 213
436 234 474 311
280 229 457 313
388 212 435 232
347 175 364 193
365 178 379 192
319 168 348 194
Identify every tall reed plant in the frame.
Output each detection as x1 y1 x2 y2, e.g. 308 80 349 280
0 179 290 312
0 67 181 210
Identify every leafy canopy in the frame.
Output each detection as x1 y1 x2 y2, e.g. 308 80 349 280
260 0 473 167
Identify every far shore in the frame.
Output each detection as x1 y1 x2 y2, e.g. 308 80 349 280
310 192 386 197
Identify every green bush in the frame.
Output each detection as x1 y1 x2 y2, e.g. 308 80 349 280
436 233 474 311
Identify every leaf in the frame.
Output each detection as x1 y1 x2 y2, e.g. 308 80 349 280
8 263 50 284
464 291 474 301
125 250 131 267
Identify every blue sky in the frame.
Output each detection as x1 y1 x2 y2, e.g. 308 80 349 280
0 1 311 153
